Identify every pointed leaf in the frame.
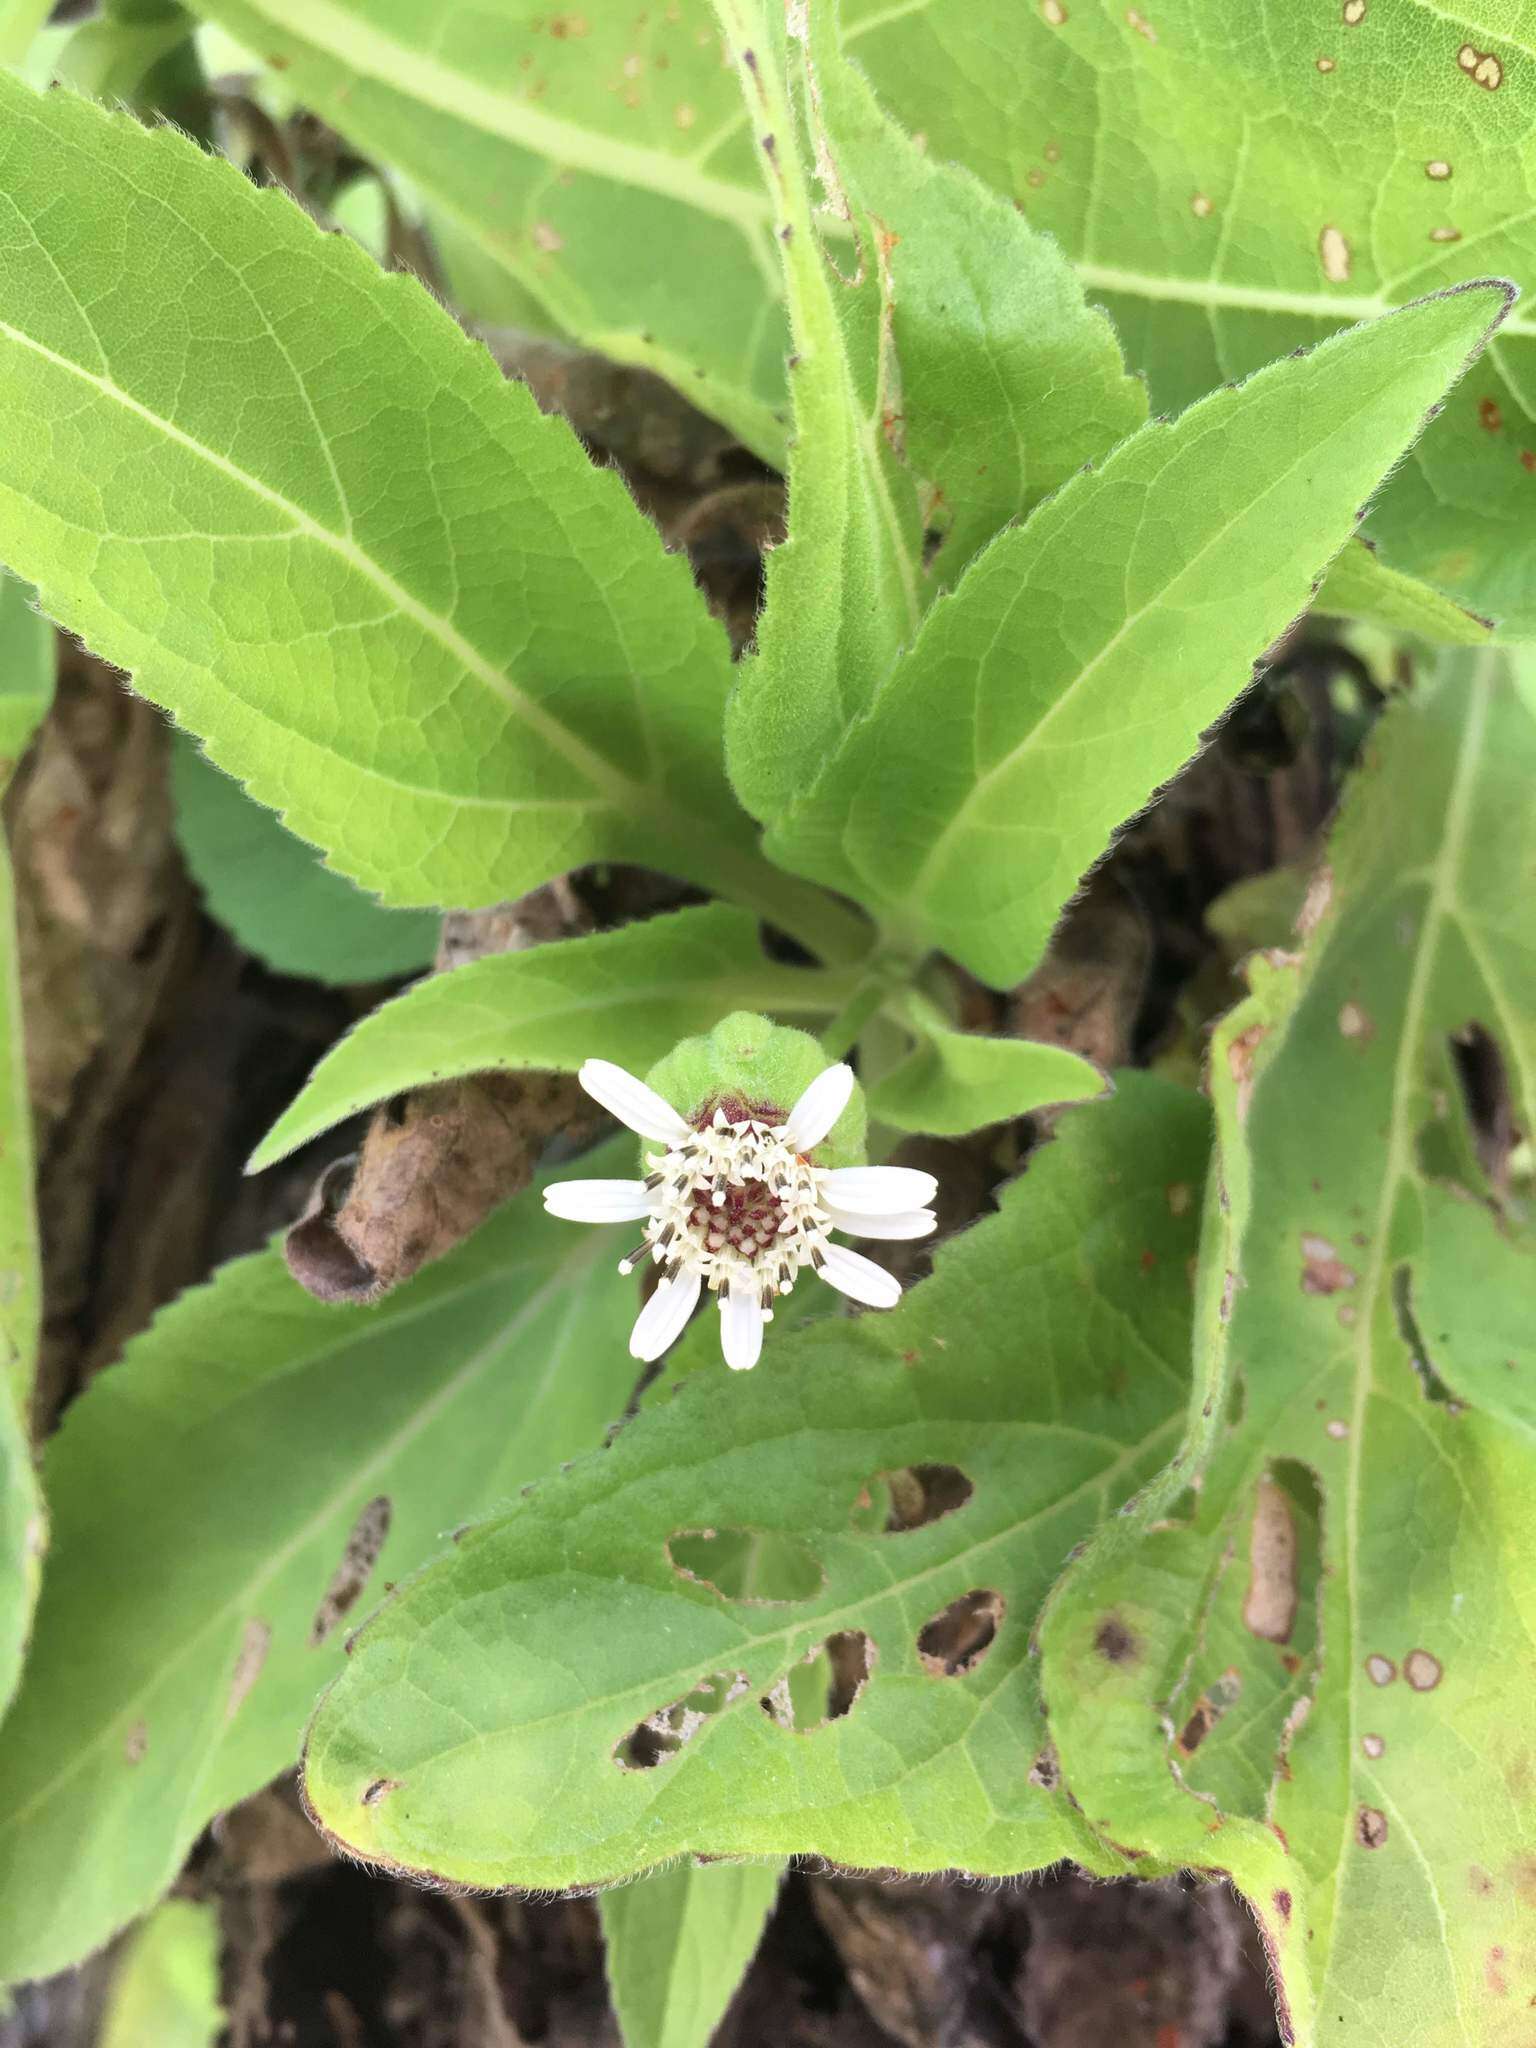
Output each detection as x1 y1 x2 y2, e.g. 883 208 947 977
868 1000 1105 1136
0 75 802 933
0 1146 641 1984
1039 656 1536 2048
849 0 1536 636
602 1860 783 2048
770 283 1513 988
249 905 850 1172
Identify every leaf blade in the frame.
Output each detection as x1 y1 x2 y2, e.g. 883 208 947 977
602 1860 783 2048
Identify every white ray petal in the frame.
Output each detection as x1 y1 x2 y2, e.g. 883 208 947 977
819 1165 938 1214
579 1058 690 1143
817 1243 902 1310
824 1204 936 1241
782 1062 855 1150
719 1279 765 1370
542 1179 655 1224
628 1269 703 1362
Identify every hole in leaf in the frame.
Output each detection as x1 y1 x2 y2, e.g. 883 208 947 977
1392 1267 1457 1406
667 1527 824 1604
917 1589 1004 1677
761 1631 875 1731
1447 1022 1515 1194
1176 1667 1244 1755
613 1670 748 1770
849 1463 974 1535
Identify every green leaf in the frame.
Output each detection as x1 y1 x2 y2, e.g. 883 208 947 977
770 283 1513 989
0 1144 643 1985
0 75 853 955
0 0 53 69
717 0 925 831
100 1900 225 2048
301 1074 1208 1891
1039 656 1536 2048
182 0 789 460
1314 539 1492 646
602 1860 783 2048
0 567 51 1721
249 905 851 1173
171 736 439 986
0 564 50 783
848 0 1536 638
805 9 1146 587
868 996 1105 1136
55 0 206 122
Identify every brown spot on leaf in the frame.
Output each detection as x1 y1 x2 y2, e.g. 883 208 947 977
1480 398 1505 433
1166 1182 1192 1216
1485 1947 1508 1996
1365 1654 1396 1686
1522 450 1536 474
1244 1475 1299 1644
1316 54 1336 71
918 1590 1003 1677
1040 0 1067 20
1301 1234 1358 1296
1426 159 1452 179
1362 1732 1385 1759
1094 1615 1139 1665
362 1777 401 1807
1319 225 1351 282
1468 1863 1494 1896
310 1496 392 1648
1429 226 1461 243
1342 0 1365 20
1273 1888 1293 1922
124 1721 148 1764
1404 1647 1443 1691
673 101 696 128
227 1619 271 1722
1338 1000 1373 1040
547 12 589 34
1029 1745 1061 1790
1356 1806 1389 1849
1125 6 1156 39
1457 44 1503 89
1227 1022 1267 1122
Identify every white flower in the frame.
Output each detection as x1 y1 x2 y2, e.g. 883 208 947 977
543 1058 937 1371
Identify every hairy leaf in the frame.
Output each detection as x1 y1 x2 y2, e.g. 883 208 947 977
1040 656 1536 2048
868 998 1105 1137
602 1861 783 2048
717 0 924 830
171 737 439 986
770 284 1511 988
301 1075 1207 1891
249 905 849 1172
0 77 851 953
100 1900 224 2048
848 0 1536 638
0 567 50 1721
804 7 1145 587
1314 539 1492 646
0 1148 641 1984
184 0 789 459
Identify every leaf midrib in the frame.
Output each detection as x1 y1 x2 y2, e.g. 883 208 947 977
0 313 691 837
208 0 776 232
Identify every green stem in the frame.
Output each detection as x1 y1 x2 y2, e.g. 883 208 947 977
818 975 890 1060
708 840 876 970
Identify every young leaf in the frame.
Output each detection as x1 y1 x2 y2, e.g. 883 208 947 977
1039 656 1536 2048
185 0 789 460
249 904 850 1172
301 1074 1208 1892
848 0 1536 636
171 737 439 986
1314 538 1491 647
99 1899 225 2048
0 567 51 1720
803 9 1146 587
867 996 1105 1137
0 1145 642 1985
769 283 1512 990
0 75 845 953
602 1860 783 2048
715 0 925 830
